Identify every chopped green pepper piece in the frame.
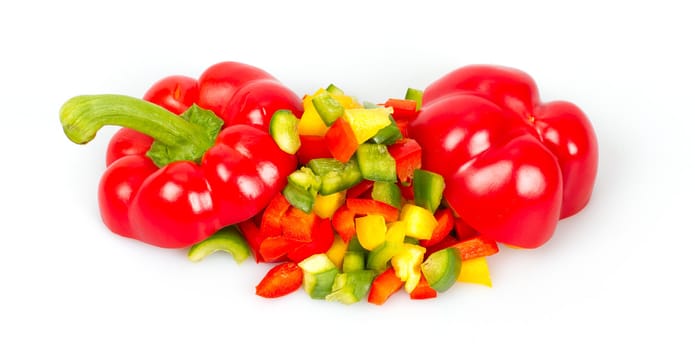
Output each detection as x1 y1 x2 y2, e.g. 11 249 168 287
326 84 344 96
370 115 402 145
421 247 462 292
371 181 402 209
298 253 339 300
356 143 397 182
405 87 423 111
187 226 250 264
413 169 445 212
307 158 363 195
269 109 301 154
342 251 366 273
366 241 402 273
312 90 344 126
283 167 321 213
325 270 376 304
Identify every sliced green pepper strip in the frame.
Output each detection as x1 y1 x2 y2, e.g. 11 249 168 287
421 247 462 292
370 115 402 145
307 158 363 195
269 109 301 154
283 167 321 213
312 90 344 126
413 169 446 212
356 143 397 182
405 87 423 111
325 270 376 304
187 226 250 264
371 181 402 209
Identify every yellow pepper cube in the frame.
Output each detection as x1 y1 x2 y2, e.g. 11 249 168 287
457 257 492 287
343 107 393 144
399 204 437 240
355 214 387 251
325 234 348 270
313 191 346 219
297 90 329 136
385 221 406 244
391 243 426 293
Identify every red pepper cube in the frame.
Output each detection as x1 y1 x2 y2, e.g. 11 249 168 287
281 207 319 242
332 204 357 243
287 218 335 263
409 274 438 300
259 236 302 262
384 98 418 122
368 267 404 305
296 135 332 165
260 192 292 238
325 117 360 163
388 138 422 184
450 236 500 261
420 208 455 248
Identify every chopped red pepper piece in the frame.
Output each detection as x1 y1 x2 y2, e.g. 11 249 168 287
260 192 292 238
388 138 422 184
409 274 438 300
287 218 335 262
368 267 404 305
332 204 356 243
346 198 400 222
450 236 500 261
346 180 374 199
420 208 455 247
281 207 319 242
259 236 301 262
384 98 418 122
324 117 360 163
296 135 332 165
237 219 266 262
255 262 304 298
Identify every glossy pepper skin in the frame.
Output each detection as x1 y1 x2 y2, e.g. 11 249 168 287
409 65 598 249
62 62 302 248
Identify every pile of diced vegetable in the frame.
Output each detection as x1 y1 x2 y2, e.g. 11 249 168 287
187 85 500 305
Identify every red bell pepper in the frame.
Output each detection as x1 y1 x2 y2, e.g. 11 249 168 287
60 94 297 248
409 65 598 248
255 261 304 298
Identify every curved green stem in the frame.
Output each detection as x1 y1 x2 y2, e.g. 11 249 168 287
60 94 208 148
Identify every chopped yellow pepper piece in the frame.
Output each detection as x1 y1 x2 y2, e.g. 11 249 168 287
391 243 426 293
355 214 387 251
298 90 329 136
399 203 437 240
326 234 348 269
385 221 406 244
313 190 346 219
457 257 492 287
343 107 393 144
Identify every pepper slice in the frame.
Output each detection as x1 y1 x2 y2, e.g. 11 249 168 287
356 143 397 182
256 261 304 298
269 109 301 154
368 267 404 305
187 226 251 264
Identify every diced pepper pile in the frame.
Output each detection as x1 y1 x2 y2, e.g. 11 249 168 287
190 86 500 304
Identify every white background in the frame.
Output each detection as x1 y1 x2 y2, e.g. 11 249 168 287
1 0 693 349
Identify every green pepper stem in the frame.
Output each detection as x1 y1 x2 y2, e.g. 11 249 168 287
59 94 209 150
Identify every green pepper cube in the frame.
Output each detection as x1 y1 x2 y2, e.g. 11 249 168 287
342 251 366 273
312 90 344 126
405 87 423 111
283 167 321 213
325 270 376 304
326 84 344 96
356 143 397 182
370 115 402 145
413 169 445 212
371 181 402 209
298 253 339 300
308 158 363 195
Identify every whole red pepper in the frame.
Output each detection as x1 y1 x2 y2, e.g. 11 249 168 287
61 62 301 248
408 65 598 249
